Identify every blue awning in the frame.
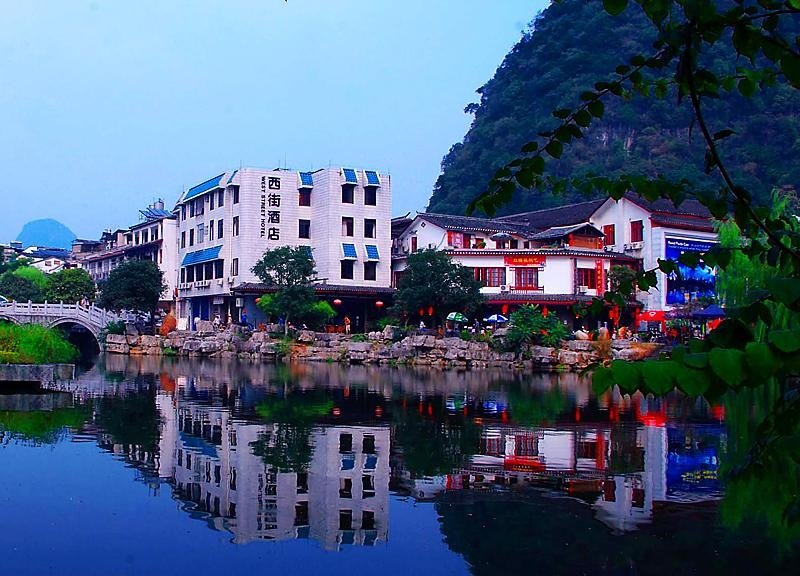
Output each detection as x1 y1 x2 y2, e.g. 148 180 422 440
342 243 357 260
342 168 358 184
179 432 218 458
185 173 225 200
365 244 379 260
182 245 222 266
299 171 314 187
365 170 380 186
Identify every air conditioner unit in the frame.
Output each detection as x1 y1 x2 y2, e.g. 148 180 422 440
217 279 224 286
499 285 510 293
624 241 644 251
578 286 588 293
428 243 436 249
603 245 616 252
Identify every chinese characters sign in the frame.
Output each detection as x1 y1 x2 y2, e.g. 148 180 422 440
503 255 546 266
260 175 281 240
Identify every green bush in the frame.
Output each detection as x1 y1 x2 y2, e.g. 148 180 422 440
377 316 402 330
460 329 472 341
105 321 126 335
0 323 78 364
505 305 568 351
351 333 367 342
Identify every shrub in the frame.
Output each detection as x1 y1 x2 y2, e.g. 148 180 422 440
351 334 367 342
460 329 472 341
505 305 568 351
105 321 126 335
377 316 402 330
0 324 78 364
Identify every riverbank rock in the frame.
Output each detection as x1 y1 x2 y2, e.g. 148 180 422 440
105 334 130 354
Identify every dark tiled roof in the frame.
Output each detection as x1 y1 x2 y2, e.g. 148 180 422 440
486 293 641 307
391 216 413 239
529 223 604 240
650 213 716 232
418 213 522 235
28 248 70 259
496 199 605 232
233 282 395 296
623 192 712 217
446 248 637 260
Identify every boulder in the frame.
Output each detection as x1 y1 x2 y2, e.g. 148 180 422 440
105 341 130 354
566 340 594 352
200 339 222 354
382 325 396 340
105 334 127 345
195 320 215 333
139 335 160 348
297 330 316 344
182 339 202 353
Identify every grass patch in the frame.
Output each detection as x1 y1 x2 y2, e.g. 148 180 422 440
0 407 88 443
0 324 78 364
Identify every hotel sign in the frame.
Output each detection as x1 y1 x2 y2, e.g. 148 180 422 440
260 175 281 240
504 255 546 266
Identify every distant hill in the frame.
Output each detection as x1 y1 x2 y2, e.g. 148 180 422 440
427 0 800 215
16 219 76 250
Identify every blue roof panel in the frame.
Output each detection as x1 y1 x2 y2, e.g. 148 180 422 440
365 244 380 260
185 173 225 201
342 243 357 259
227 169 238 184
299 172 314 187
342 168 358 184
181 245 222 266
365 170 380 186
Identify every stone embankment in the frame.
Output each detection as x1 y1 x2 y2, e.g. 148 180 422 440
104 323 660 371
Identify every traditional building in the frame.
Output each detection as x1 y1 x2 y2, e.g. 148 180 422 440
175 167 392 330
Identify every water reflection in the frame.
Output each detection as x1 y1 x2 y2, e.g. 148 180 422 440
2 357 797 574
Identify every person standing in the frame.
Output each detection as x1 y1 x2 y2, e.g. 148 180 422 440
344 315 351 335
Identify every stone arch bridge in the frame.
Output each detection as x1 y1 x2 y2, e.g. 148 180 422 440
0 301 120 345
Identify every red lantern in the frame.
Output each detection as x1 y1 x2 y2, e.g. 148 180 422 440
501 304 509 315
428 306 434 316
542 306 549 318
375 300 384 308
419 308 425 316
255 297 261 304
332 298 342 306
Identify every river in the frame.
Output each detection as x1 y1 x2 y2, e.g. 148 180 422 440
1 355 798 575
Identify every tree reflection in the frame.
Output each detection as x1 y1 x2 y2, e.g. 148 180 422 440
0 406 88 444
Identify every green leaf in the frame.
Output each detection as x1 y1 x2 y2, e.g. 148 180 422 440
713 129 736 141
574 109 592 127
521 142 538 153
738 77 757 97
602 0 628 16
588 100 605 118
745 342 779 378
531 155 545 175
553 108 572 119
768 277 800 307
781 54 800 88
641 361 675 395
515 168 535 188
592 367 615 395
709 348 745 388
768 329 800 353
683 352 709 369
545 140 563 159
675 365 710 397
611 360 641 394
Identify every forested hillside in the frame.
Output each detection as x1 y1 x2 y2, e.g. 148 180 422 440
427 0 800 215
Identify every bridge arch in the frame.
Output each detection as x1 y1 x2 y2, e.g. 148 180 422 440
0 314 21 325
48 318 102 353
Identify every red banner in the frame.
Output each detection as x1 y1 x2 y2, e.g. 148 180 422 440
595 260 604 294
504 255 546 266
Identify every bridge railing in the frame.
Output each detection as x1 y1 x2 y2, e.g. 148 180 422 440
0 301 121 327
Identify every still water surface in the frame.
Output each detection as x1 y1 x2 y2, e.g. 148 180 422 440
1 356 798 575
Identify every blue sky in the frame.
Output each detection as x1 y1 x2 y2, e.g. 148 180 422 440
1 0 548 241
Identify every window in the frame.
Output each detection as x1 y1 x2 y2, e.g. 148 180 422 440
603 224 616 246
209 220 215 241
181 231 186 249
218 190 224 207
231 258 239 276
204 262 213 280
339 433 353 453
180 268 185 283
365 187 377 206
195 197 204 216
411 236 418 252
339 478 353 499
362 510 375 530
577 268 597 287
339 510 353 530
342 185 355 204
363 434 376 454
631 220 644 243
299 219 311 239
362 475 375 497
189 229 195 246
515 268 538 288
342 217 354 236
510 239 518 249
189 202 195 217
233 216 239 236
217 219 224 239
447 231 469 248
210 192 215 210
186 266 195 282
299 189 311 206
181 205 187 220
233 187 239 204
152 227 159 241
134 231 140 245
197 224 205 244
341 260 354 279
364 261 377 281
214 260 224 279
474 267 507 287
364 219 376 238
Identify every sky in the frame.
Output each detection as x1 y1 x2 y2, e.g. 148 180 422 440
1 0 549 241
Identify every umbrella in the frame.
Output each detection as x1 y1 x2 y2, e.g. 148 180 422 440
446 312 468 323
483 314 509 323
692 304 726 319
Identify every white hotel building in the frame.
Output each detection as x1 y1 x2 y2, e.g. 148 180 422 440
175 167 392 328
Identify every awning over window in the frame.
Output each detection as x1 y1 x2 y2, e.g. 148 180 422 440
364 170 380 186
365 244 379 260
181 245 222 266
342 243 357 260
299 171 314 188
342 168 358 184
184 173 225 201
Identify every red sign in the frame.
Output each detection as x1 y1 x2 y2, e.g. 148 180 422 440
595 260 605 294
504 255 546 266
